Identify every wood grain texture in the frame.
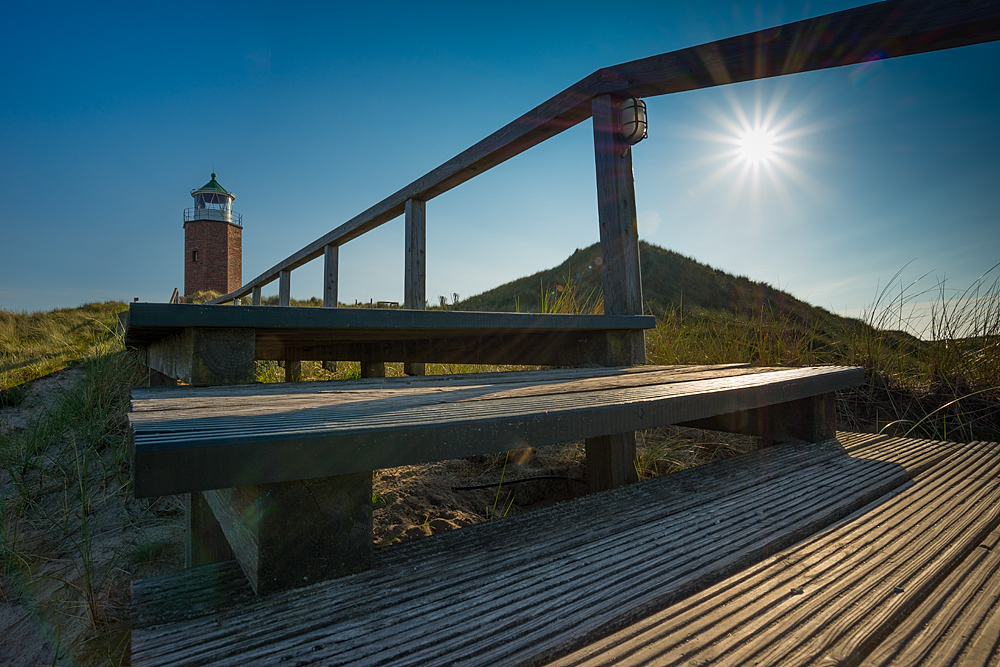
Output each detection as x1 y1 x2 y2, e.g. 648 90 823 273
323 244 339 308
251 285 261 306
862 526 1000 667
278 270 290 307
125 303 655 366
145 328 255 386
549 440 1000 667
129 365 863 497
204 0 1000 306
404 198 427 376
131 435 932 666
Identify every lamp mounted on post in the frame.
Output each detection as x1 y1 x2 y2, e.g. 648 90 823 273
618 97 648 151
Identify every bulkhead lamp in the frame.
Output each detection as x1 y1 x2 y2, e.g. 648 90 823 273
619 97 648 145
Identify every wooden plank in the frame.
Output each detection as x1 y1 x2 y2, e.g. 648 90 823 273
862 524 1000 667
205 0 1000 305
404 198 426 377
131 438 846 628
251 285 261 306
548 440 1000 667
124 303 654 345
130 366 862 497
130 438 915 666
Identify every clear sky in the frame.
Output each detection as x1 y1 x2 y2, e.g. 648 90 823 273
2 1 998 334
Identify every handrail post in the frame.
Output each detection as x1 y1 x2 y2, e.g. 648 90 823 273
278 270 301 381
323 244 339 372
404 198 427 376
586 93 644 493
252 285 262 306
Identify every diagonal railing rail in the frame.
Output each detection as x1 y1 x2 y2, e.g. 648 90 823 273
206 0 1000 308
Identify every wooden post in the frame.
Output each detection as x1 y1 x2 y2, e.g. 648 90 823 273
203 473 372 594
585 94 644 493
323 244 339 372
252 285 262 306
278 270 301 382
404 198 426 376
186 491 233 567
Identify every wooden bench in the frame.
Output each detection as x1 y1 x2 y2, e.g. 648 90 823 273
128 339 862 594
128 432 1000 667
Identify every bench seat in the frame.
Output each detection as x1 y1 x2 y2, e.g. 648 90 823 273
129 364 862 497
130 433 954 667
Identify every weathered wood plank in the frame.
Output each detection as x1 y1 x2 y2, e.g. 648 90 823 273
548 440 1000 667
125 303 653 344
130 366 862 497
130 438 915 666
206 0 1000 305
862 526 1000 667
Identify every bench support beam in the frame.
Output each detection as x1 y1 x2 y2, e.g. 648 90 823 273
679 392 837 447
203 474 373 595
145 328 255 386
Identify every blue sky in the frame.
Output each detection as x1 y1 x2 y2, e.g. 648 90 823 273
2 1 998 334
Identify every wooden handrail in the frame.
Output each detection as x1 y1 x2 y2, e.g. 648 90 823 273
207 0 1000 304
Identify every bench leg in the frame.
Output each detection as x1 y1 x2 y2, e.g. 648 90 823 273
586 433 639 493
361 361 385 378
185 492 234 567
679 392 837 448
404 362 425 376
284 360 302 382
203 473 374 595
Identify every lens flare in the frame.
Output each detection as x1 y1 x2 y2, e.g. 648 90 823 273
738 127 775 164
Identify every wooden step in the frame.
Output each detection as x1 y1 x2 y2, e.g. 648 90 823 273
547 438 1000 666
131 436 912 666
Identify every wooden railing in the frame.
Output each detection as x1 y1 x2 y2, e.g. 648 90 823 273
207 0 1000 316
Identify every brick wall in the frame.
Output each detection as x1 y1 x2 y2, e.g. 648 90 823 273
184 220 242 296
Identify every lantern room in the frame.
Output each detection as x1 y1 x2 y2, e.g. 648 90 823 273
185 173 241 226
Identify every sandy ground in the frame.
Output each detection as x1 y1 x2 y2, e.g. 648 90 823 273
1 369 82 667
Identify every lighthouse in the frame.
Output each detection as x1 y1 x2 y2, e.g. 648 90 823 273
184 173 242 298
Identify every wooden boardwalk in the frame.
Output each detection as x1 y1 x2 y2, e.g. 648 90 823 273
131 432 1000 666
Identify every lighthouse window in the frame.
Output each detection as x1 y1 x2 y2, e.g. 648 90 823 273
194 193 230 211
192 250 199 262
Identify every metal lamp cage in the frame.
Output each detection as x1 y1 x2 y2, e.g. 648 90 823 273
619 97 648 145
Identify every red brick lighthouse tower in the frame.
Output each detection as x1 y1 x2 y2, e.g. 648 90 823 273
184 173 242 298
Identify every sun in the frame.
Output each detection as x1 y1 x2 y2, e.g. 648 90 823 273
738 127 776 164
